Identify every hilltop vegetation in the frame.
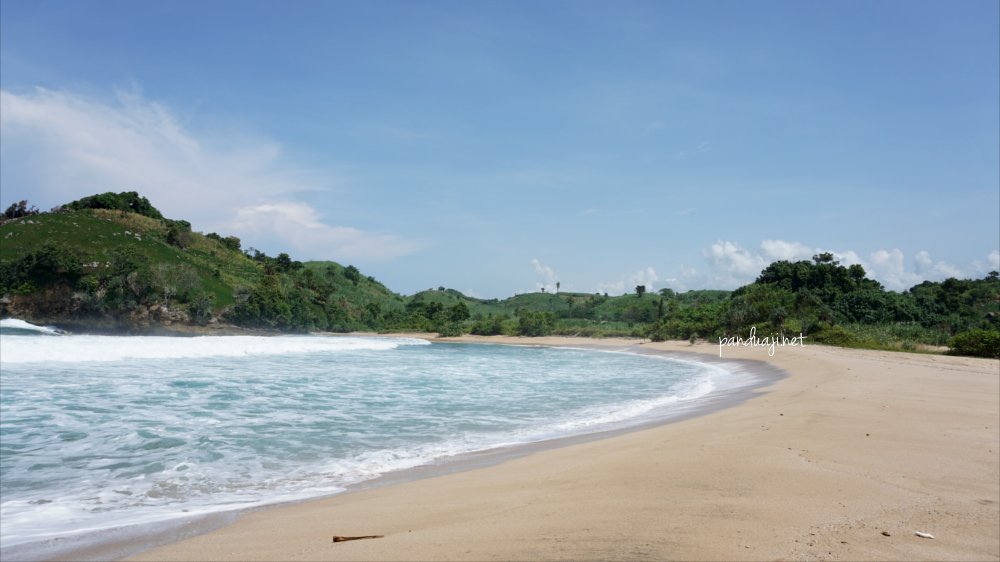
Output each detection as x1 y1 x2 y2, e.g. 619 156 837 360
0 192 400 332
1 192 998 357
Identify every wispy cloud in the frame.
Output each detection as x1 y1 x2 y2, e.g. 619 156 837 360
976 250 1000 274
462 288 485 299
674 140 711 161
0 87 419 262
661 266 701 293
629 267 659 290
595 280 625 295
224 202 421 261
531 258 559 292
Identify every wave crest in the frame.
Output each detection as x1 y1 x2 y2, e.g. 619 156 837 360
0 318 65 335
0 334 430 364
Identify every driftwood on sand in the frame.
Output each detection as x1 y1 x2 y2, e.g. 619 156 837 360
332 535 384 543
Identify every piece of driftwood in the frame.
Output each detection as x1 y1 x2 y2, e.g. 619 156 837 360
332 535 384 543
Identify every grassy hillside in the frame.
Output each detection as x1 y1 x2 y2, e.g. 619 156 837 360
0 199 400 332
1 208 253 307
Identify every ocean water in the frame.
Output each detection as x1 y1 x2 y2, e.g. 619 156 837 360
0 319 744 550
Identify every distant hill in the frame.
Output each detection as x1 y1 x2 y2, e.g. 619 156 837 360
1 192 997 357
0 192 747 337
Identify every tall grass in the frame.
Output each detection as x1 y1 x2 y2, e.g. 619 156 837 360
839 322 950 351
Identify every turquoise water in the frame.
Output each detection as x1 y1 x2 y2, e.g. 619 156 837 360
0 319 739 549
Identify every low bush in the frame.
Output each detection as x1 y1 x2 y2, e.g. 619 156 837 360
947 329 1000 358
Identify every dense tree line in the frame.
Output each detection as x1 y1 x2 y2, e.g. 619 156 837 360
645 254 999 357
1 196 997 357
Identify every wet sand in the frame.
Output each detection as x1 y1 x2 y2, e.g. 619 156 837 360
121 337 999 561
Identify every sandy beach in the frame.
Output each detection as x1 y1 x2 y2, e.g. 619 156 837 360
122 337 999 562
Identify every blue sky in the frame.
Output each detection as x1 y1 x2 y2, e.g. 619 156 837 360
2 0 997 297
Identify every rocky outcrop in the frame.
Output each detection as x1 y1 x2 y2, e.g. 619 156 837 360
0 287 216 334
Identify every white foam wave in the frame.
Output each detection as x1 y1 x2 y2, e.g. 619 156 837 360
0 342 747 552
0 318 64 335
551 375 717 433
0 334 430 364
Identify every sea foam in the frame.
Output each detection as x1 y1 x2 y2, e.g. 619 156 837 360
0 336 753 552
0 333 429 364
0 318 64 335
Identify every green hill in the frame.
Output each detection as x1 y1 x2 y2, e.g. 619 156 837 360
0 193 400 332
1 192 997 357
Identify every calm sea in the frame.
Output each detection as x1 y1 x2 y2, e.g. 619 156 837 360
0 318 746 551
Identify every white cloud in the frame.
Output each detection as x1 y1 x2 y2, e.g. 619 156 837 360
462 288 484 299
595 280 625 295
831 250 866 268
866 249 923 291
913 250 963 279
971 250 1000 277
596 266 659 296
0 87 417 262
532 258 559 292
760 239 814 262
662 266 701 293
224 202 420 261
914 250 933 272
703 241 767 278
840 248 999 290
695 240 1000 291
628 267 659 291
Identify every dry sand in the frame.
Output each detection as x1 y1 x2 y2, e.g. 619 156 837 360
126 337 1000 561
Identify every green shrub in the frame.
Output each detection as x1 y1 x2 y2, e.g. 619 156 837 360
0 241 82 291
67 191 164 219
166 221 193 248
947 329 1000 358
436 322 464 337
470 315 505 336
811 324 859 347
188 292 215 325
517 311 554 337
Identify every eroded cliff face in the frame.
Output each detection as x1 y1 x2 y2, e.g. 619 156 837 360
1 285 82 325
0 285 196 334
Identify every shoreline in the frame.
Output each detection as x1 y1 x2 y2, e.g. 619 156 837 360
3 336 781 562
123 337 998 561
6 336 999 561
